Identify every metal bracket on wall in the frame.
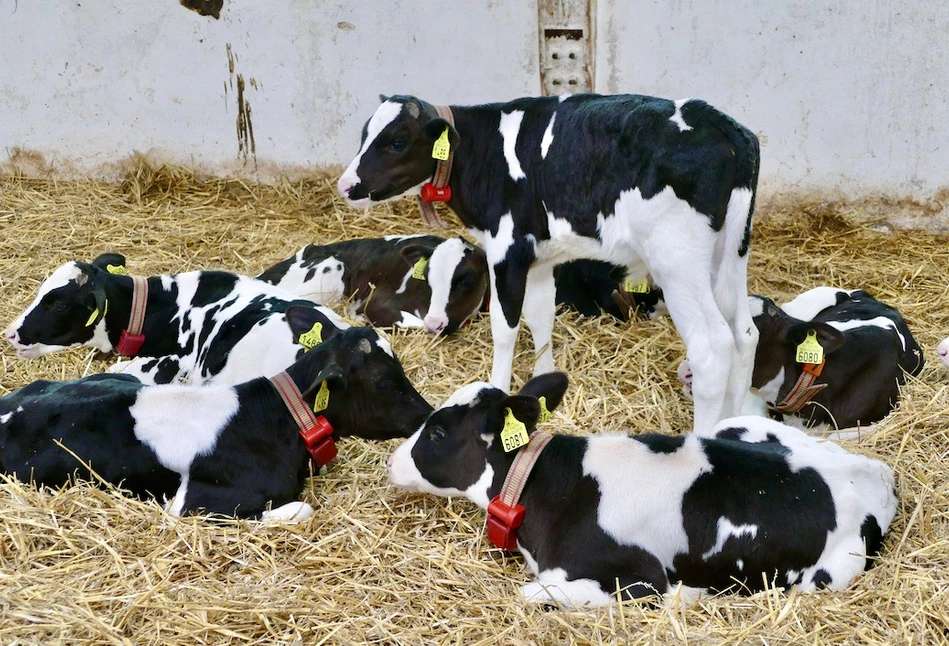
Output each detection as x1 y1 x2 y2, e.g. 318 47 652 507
539 0 593 95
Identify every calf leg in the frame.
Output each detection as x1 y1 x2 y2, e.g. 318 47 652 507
522 262 557 377
485 236 532 392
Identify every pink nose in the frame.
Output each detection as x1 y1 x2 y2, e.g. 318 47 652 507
423 316 446 336
5 329 16 342
337 179 354 199
386 455 393 470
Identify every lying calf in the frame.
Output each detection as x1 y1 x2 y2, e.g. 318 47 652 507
257 235 488 335
4 253 347 385
554 260 666 321
0 320 432 520
679 287 923 432
388 373 897 607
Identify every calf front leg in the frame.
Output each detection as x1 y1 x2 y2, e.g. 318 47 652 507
487 251 531 392
523 263 557 377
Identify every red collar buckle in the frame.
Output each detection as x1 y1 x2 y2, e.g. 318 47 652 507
116 329 146 356
486 495 525 550
420 183 451 203
300 416 337 467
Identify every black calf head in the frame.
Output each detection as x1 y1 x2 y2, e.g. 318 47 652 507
286 319 432 440
750 296 846 389
5 253 123 357
387 373 569 503
337 95 460 206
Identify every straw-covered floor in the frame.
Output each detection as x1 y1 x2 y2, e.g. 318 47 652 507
1 165 948 645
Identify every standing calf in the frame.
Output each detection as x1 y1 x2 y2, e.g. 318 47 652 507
339 94 760 432
388 373 897 606
0 321 432 519
4 253 347 385
257 235 488 335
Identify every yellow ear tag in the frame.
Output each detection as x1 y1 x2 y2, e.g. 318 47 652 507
431 126 451 161
538 396 551 424
795 329 825 364
298 322 324 351
412 256 429 281
623 277 650 294
85 300 108 327
106 264 128 276
313 381 330 413
500 408 530 453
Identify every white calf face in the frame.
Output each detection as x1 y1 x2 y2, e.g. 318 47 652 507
423 238 488 336
5 263 106 357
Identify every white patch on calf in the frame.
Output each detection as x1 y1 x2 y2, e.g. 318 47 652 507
522 568 613 607
442 382 492 408
7 263 86 356
780 287 850 321
268 254 346 304
499 110 527 181
338 100 404 192
701 518 758 560
166 474 189 516
750 367 785 406
424 237 468 329
395 311 425 328
747 295 766 318
582 434 708 567
828 316 906 351
261 501 314 523
540 112 556 159
394 265 415 295
375 336 394 357
670 98 693 132
130 385 240 473
0 406 23 424
383 234 428 242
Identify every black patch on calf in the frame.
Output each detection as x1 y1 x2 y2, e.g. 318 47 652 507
811 568 832 589
715 427 747 441
191 272 240 308
633 433 686 454
860 514 884 566
0 374 179 500
672 437 837 593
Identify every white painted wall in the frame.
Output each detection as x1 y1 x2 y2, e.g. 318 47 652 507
0 0 540 178
596 0 949 202
1 0 947 208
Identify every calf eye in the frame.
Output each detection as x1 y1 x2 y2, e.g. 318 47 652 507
428 426 446 442
388 139 406 152
50 301 68 313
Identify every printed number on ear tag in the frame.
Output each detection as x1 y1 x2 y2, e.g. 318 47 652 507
538 396 551 424
431 126 451 161
623 277 650 294
106 264 128 276
500 408 530 453
313 380 330 413
796 329 824 364
299 322 324 351
412 257 429 281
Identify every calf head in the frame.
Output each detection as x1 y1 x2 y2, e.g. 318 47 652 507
286 307 432 439
750 296 846 392
5 253 124 357
337 95 459 207
402 237 488 336
388 372 569 507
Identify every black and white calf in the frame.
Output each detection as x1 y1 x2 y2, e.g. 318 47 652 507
4 253 347 385
679 287 924 432
388 373 897 606
257 235 488 335
0 320 432 519
554 260 666 321
339 94 759 432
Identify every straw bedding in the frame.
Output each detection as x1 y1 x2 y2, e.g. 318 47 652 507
1 165 948 645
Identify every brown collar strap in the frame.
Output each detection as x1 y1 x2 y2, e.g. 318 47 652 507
773 360 828 414
269 371 337 468
417 104 454 228
486 430 554 550
115 276 149 356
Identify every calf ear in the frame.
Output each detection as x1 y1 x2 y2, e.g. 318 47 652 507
502 395 542 432
302 365 348 396
400 244 432 267
423 118 460 149
379 94 389 103
782 322 846 355
92 253 127 271
284 305 338 343
517 372 569 412
83 283 108 326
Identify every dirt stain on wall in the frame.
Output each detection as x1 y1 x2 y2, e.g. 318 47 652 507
226 43 256 167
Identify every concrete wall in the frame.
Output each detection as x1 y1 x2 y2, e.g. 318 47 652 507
2 0 947 210
0 0 539 178
596 0 949 203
